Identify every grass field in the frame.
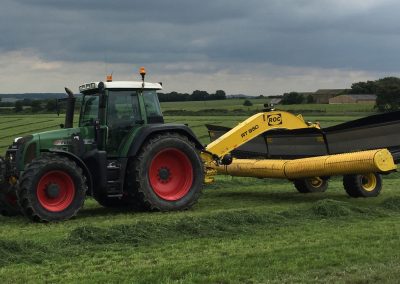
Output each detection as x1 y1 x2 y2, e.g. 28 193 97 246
161 99 375 114
0 103 399 283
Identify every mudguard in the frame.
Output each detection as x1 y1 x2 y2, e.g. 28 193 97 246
127 124 204 157
44 149 94 194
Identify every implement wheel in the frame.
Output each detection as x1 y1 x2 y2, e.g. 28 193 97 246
294 177 328 193
343 173 382 198
126 132 203 211
17 154 86 222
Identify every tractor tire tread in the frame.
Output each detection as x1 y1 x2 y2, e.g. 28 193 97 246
127 132 203 211
16 154 86 222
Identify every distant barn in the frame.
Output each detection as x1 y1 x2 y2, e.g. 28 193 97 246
309 89 346 104
329 94 377 104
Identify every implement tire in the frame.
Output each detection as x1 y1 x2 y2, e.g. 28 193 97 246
294 177 328 193
17 154 86 222
343 173 382 198
126 132 203 211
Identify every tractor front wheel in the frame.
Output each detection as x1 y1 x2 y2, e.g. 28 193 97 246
126 132 203 211
17 154 86 222
294 177 328 193
343 173 382 198
0 184 20 216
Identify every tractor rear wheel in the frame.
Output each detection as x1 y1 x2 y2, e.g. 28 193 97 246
0 184 20 216
294 177 328 193
17 154 86 222
343 173 382 198
126 132 203 211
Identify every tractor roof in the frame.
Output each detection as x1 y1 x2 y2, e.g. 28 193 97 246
79 81 162 93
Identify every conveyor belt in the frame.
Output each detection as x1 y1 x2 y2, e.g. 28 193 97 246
206 110 400 163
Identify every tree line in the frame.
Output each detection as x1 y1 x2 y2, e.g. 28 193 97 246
157 90 226 102
349 77 400 112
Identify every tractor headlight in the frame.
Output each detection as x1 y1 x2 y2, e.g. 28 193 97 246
15 135 33 147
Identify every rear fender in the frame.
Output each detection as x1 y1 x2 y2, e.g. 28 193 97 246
127 124 204 157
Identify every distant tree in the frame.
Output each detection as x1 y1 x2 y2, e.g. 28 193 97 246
157 92 190 102
243 99 253 106
281 92 304 105
349 80 377 94
21 98 32 106
306 94 315 104
212 90 226 100
46 99 58 112
375 77 400 112
14 101 23 112
31 100 42 112
191 90 209 101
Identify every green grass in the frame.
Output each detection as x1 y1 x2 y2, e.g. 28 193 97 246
0 104 399 283
160 99 375 115
0 176 400 283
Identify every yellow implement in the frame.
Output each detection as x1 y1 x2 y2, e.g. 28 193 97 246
205 110 319 158
201 109 396 197
211 149 396 179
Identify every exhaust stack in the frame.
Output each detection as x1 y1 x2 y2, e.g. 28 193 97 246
64 87 75 128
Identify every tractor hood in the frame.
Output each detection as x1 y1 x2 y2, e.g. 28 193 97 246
35 127 82 151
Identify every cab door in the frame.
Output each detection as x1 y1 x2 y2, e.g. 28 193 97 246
106 90 142 156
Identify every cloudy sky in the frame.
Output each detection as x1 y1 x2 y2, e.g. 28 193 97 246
0 0 399 95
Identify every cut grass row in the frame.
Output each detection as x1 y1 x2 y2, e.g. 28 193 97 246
0 175 399 282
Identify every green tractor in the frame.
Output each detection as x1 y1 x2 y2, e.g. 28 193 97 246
0 69 204 222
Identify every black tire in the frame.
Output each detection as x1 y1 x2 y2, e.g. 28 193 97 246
126 132 204 211
343 173 382 198
0 184 20 216
294 177 328 193
17 154 86 222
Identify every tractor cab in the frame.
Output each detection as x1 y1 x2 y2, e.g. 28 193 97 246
78 77 163 155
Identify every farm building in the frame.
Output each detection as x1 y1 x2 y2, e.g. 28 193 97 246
329 94 377 104
310 89 347 104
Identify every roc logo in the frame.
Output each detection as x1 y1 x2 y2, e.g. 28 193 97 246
267 114 282 126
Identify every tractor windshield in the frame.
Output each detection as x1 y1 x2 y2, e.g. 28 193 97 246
79 95 99 126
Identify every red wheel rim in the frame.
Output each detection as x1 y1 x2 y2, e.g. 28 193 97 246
36 170 76 212
149 148 194 201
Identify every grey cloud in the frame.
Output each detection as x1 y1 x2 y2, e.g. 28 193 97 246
1 0 400 73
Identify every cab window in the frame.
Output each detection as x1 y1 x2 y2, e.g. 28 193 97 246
143 90 163 123
79 95 99 126
107 91 141 127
